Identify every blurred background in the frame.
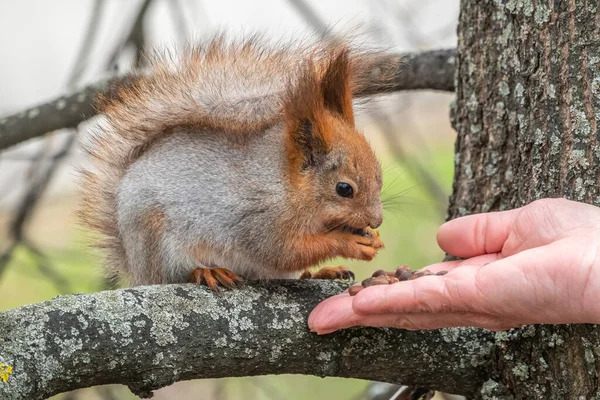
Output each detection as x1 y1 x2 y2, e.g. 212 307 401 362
0 0 458 398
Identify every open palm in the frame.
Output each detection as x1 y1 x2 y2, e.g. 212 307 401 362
309 198 600 333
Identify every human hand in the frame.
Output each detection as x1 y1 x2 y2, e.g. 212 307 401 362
308 198 600 333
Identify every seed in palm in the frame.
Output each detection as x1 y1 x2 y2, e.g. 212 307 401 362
348 266 448 296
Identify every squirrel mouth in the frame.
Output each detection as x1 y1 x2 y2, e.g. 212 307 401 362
339 223 370 237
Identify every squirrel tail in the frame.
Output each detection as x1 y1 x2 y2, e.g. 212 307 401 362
77 35 304 279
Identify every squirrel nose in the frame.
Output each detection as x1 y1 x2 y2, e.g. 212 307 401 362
368 210 383 229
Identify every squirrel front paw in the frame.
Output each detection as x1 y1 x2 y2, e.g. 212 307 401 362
350 227 384 260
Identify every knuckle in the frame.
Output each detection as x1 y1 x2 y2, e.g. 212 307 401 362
528 198 565 218
473 214 489 254
413 278 453 313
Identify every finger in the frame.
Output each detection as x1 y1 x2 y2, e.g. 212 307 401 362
309 260 499 334
309 260 500 333
352 259 518 316
437 208 522 258
311 240 583 333
309 290 519 332
423 253 503 273
344 311 518 331
352 275 461 315
308 293 360 334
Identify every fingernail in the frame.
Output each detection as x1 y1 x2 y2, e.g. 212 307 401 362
315 329 336 335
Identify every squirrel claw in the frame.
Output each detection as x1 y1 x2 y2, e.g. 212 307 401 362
189 267 244 290
301 266 355 282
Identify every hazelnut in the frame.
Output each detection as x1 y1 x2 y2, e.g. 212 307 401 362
348 285 364 296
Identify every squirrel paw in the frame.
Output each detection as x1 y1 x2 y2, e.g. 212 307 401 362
300 266 355 281
189 267 244 290
352 228 384 260
354 227 383 246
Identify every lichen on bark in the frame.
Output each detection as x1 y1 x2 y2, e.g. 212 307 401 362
453 1 600 398
0 281 494 399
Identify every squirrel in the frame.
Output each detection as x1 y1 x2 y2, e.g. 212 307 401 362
79 35 386 289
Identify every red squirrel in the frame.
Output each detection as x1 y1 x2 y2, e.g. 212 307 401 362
79 36 386 289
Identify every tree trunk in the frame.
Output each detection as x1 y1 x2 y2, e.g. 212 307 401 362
452 1 600 398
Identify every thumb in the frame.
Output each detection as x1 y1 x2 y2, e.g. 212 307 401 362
437 207 521 258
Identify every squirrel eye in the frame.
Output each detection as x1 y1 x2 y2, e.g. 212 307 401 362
336 182 354 198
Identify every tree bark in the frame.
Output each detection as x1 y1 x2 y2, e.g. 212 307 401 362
451 1 600 398
0 281 493 400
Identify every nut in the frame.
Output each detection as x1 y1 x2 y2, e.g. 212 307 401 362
394 265 411 275
362 275 390 287
348 285 364 296
371 269 388 278
398 270 414 281
353 265 446 296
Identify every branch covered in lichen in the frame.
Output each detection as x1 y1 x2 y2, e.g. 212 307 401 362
0 280 492 399
0 76 118 151
0 49 456 151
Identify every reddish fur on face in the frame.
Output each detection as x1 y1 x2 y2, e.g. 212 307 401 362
279 47 384 273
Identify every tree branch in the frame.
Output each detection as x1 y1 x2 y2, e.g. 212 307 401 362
0 49 455 152
0 76 123 151
0 280 492 400
354 50 456 97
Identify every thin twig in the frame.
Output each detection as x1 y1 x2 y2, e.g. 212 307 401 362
213 380 226 400
106 0 153 70
168 0 191 43
0 243 17 278
0 0 154 295
24 240 72 294
286 0 329 36
0 133 77 289
67 0 107 88
0 49 455 152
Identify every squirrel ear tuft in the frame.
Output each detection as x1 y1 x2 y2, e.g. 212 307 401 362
320 48 354 125
286 117 328 170
294 118 327 169
284 48 355 170
284 64 331 169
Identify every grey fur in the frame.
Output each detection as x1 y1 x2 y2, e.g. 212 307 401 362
117 124 295 284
